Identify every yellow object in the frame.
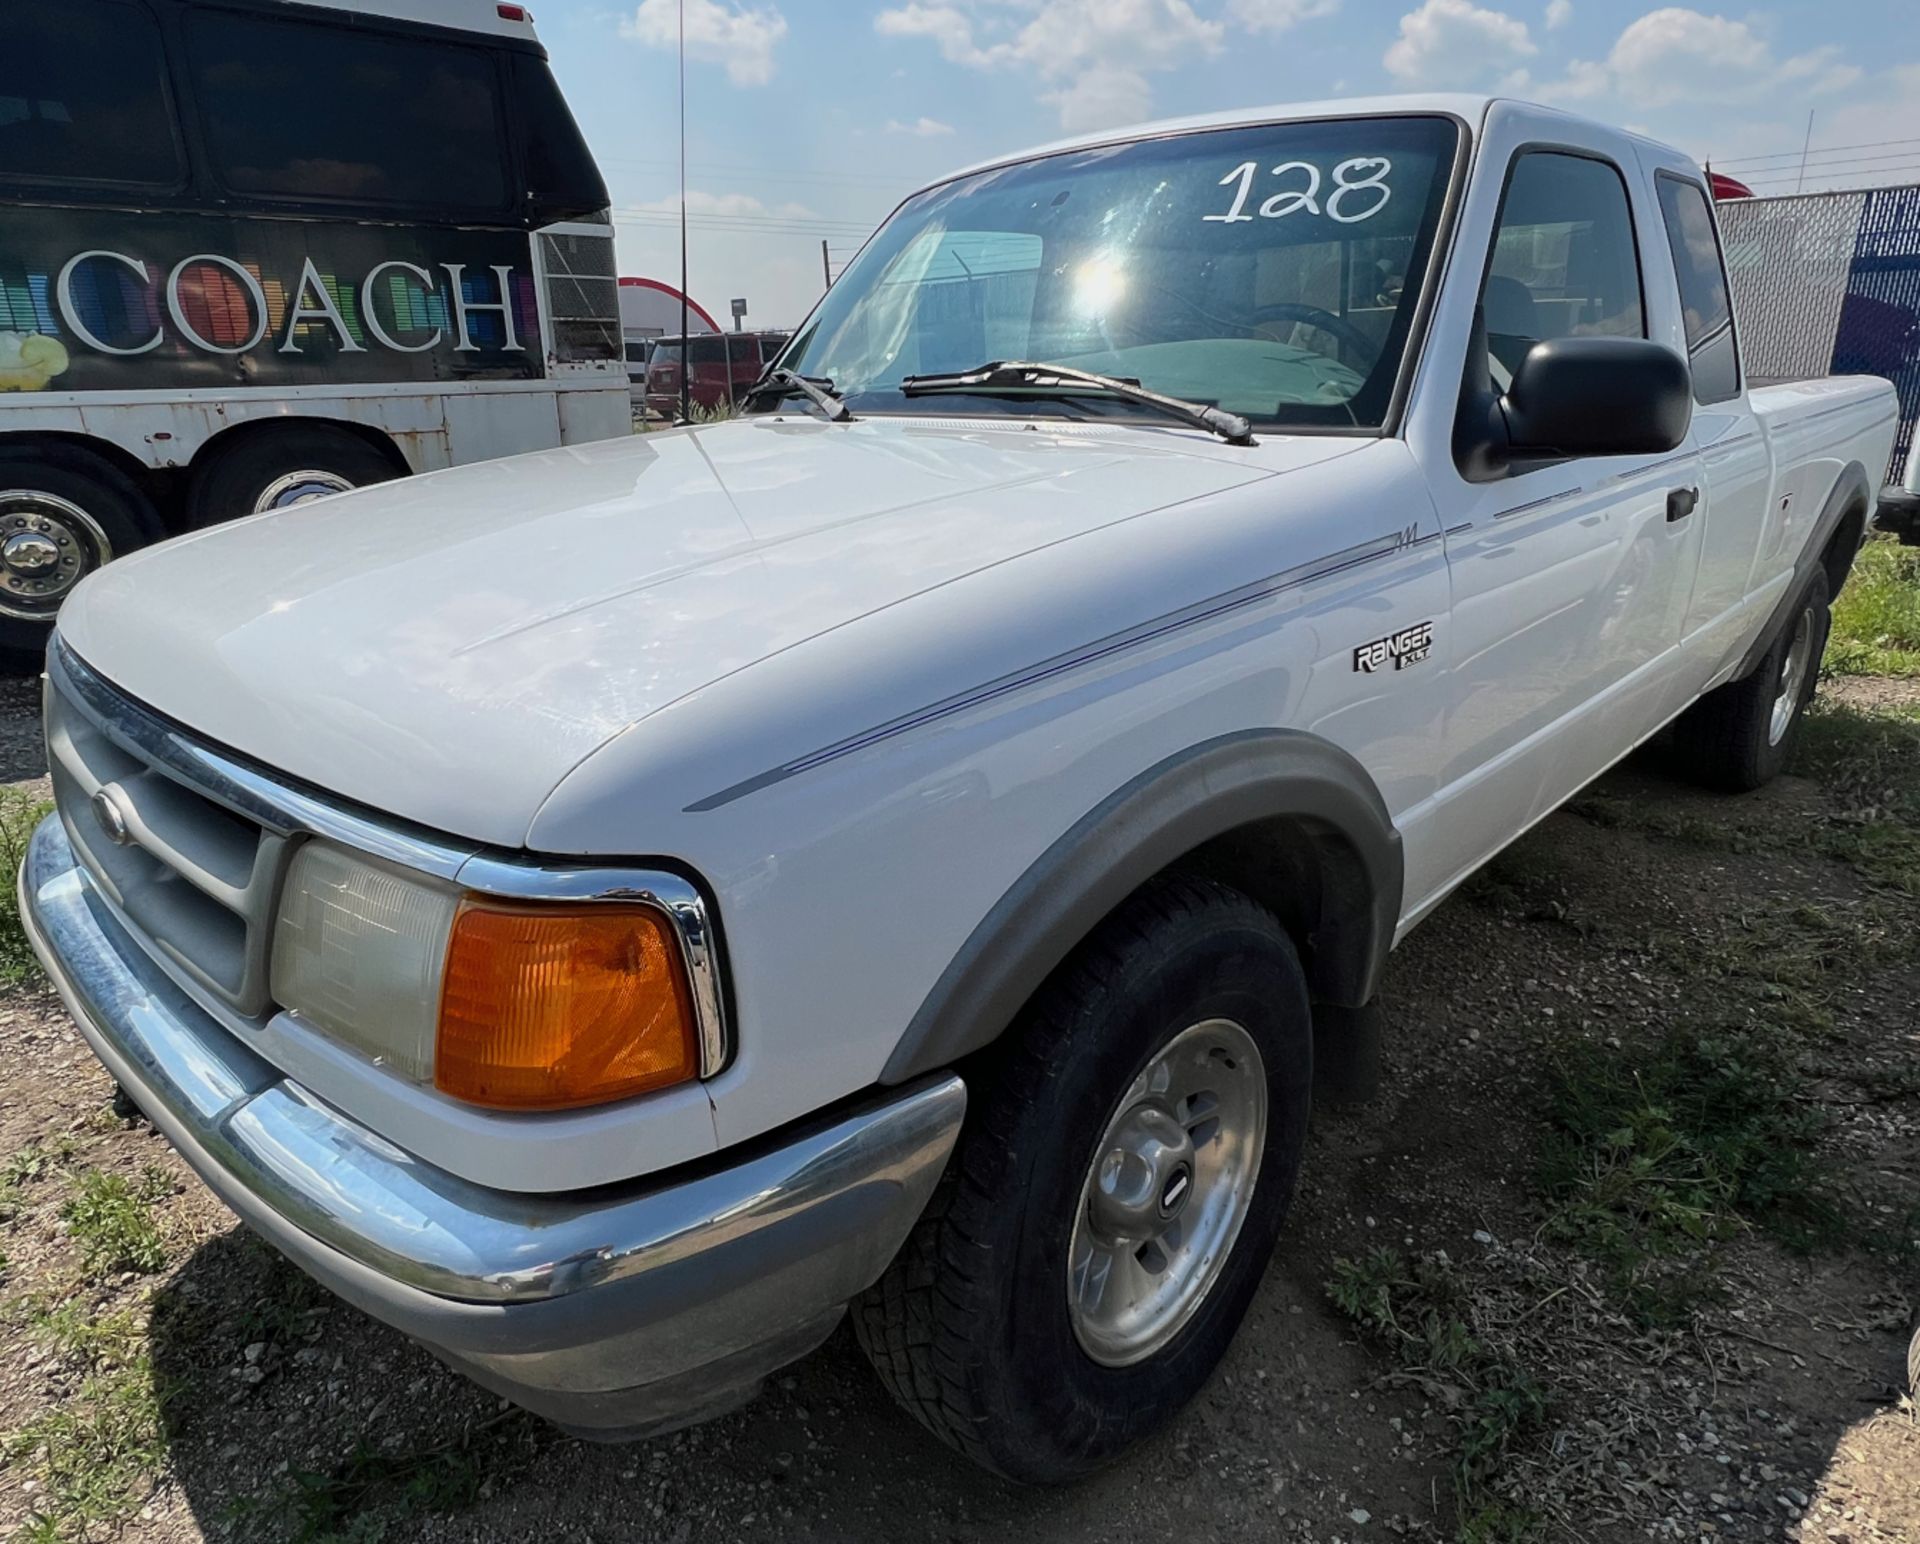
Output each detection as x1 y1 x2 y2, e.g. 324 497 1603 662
0 333 71 392
435 898 700 1110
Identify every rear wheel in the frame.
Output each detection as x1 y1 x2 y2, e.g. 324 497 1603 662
854 874 1312 1483
188 426 403 528
1674 568 1830 792
0 445 163 652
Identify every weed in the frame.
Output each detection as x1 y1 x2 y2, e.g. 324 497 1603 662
0 786 53 985
0 1135 80 1224
1329 1247 1548 1534
4 1356 171 1539
226 1412 535 1543
62 1167 171 1278
1826 538 1920 677
1539 1024 1845 1323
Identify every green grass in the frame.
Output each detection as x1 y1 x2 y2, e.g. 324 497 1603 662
1538 1023 1845 1324
0 1136 80 1224
0 786 53 985
5 1305 171 1541
1328 1247 1548 1537
1826 538 1920 677
61 1167 172 1279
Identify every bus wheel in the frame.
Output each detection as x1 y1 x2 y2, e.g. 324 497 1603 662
189 427 404 528
0 446 162 652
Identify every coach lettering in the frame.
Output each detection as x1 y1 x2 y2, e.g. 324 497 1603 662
442 263 523 353
56 252 164 358
167 255 269 355
280 257 367 355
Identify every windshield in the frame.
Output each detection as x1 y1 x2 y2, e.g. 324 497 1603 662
773 115 1460 432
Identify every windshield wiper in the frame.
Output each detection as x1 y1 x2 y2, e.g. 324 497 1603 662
898 360 1254 446
742 368 854 423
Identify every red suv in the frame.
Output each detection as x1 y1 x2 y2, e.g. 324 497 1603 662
644 331 791 419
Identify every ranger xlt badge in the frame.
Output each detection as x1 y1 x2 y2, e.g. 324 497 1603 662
1355 621 1434 673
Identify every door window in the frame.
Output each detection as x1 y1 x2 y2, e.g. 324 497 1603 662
1480 151 1645 384
0 0 182 189
1655 175 1740 405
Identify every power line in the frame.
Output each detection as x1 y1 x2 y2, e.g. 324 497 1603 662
1736 158 1920 189
1711 134 1920 168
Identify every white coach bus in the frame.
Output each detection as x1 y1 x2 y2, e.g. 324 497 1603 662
0 0 628 646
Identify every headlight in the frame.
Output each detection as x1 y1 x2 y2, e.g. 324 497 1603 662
270 842 460 1083
271 842 703 1110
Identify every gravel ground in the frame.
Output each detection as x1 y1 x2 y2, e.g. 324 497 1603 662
0 662 1915 1543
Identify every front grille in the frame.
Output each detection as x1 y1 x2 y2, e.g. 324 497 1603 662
46 653 288 1019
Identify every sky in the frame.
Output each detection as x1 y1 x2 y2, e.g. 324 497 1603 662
527 0 1920 329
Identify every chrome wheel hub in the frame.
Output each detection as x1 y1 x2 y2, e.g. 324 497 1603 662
1067 1018 1267 1367
0 491 113 622
254 470 354 513
1769 606 1815 746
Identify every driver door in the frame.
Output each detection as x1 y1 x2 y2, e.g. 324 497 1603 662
1402 110 1703 916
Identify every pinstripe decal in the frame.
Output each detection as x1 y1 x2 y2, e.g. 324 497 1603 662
686 525 1445 812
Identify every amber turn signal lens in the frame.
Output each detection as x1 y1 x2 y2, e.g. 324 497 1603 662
435 900 698 1111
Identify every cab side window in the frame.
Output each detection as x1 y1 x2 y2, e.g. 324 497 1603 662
1655 174 1740 405
1480 152 1645 384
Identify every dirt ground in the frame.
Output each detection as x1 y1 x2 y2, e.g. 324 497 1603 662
0 662 1915 1544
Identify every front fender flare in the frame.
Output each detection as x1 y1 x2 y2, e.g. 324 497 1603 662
880 729 1403 1084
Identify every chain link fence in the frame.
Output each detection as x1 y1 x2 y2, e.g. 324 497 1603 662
1719 184 1920 480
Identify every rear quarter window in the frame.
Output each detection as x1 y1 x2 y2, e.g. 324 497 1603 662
1655 173 1742 405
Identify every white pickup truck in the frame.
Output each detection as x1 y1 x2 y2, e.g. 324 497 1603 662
20 95 1899 1482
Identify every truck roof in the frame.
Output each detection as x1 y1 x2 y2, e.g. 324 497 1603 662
280 0 541 42
922 94 1693 196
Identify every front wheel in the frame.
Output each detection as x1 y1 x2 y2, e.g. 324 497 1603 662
855 874 1312 1483
1673 568 1830 792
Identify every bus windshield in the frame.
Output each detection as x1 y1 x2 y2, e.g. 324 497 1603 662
776 115 1460 432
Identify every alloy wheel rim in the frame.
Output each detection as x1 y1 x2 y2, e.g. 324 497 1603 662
0 490 114 622
254 470 355 513
1066 1017 1267 1367
1769 606 1815 746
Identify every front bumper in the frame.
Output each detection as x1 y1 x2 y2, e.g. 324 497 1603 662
20 814 965 1437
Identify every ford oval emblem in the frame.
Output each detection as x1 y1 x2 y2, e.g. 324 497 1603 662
90 790 132 847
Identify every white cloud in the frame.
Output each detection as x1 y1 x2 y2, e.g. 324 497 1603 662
885 116 957 137
1544 0 1571 28
1383 0 1536 88
1540 8 1862 110
622 0 788 88
873 0 1223 130
1044 67 1156 133
1226 0 1340 35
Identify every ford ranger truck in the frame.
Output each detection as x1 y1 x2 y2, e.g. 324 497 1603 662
19 96 1899 1482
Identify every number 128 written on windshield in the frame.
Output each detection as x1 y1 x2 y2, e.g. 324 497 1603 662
1203 158 1393 226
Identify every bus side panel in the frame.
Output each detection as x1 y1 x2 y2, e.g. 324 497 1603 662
0 209 541 395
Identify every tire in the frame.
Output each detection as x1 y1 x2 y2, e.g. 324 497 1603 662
854 874 1313 1483
188 425 402 529
1673 568 1830 793
0 444 164 653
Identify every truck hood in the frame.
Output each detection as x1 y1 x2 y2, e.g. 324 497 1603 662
60 417 1350 847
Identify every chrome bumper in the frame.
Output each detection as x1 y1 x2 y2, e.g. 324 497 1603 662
20 814 965 1436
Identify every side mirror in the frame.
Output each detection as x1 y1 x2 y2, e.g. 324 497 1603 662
1501 337 1692 458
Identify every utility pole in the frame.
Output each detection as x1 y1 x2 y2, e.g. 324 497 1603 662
1795 109 1814 194
821 239 831 291
677 0 690 424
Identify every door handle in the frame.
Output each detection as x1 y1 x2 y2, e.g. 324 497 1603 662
1667 486 1699 522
